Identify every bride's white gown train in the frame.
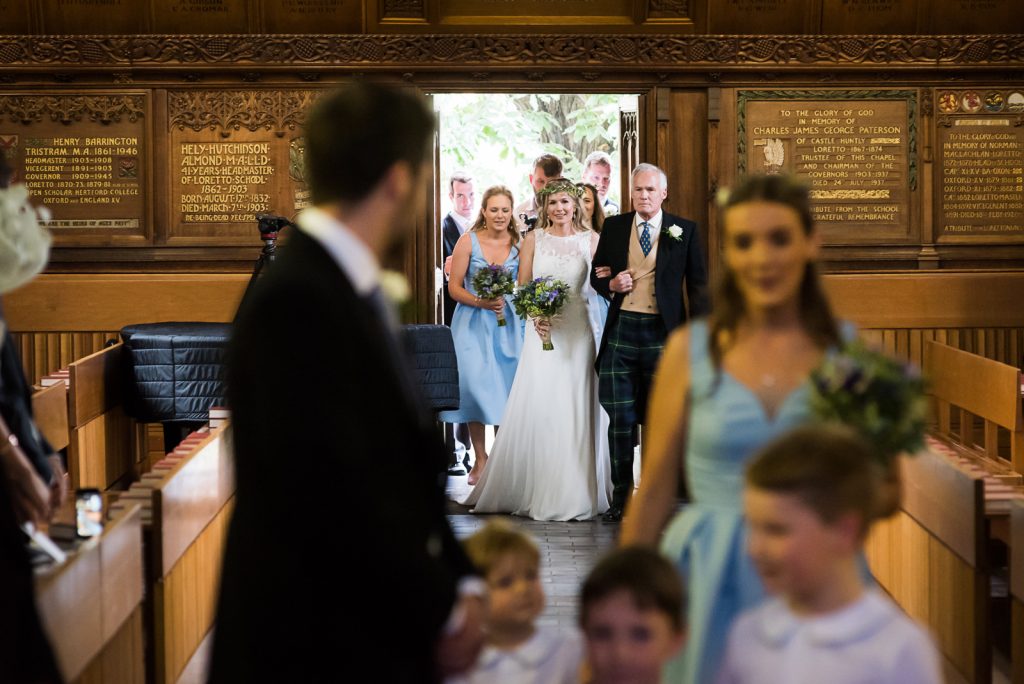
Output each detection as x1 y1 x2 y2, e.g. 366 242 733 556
460 229 612 521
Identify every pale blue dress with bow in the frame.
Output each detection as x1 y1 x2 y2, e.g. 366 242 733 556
660 319 859 684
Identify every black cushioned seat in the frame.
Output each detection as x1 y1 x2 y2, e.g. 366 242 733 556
119 322 231 424
399 324 460 413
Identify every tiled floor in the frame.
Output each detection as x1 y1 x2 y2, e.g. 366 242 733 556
447 511 619 629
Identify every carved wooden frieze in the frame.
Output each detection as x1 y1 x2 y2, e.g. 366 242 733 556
0 34 1022 68
167 89 320 135
0 94 145 125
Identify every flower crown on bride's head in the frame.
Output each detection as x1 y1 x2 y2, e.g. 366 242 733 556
537 178 584 199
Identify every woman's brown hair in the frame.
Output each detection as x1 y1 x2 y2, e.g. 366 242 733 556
709 174 840 370
471 185 520 252
578 182 605 233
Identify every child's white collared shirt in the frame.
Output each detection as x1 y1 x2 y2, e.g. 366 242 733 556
716 589 942 684
446 625 582 684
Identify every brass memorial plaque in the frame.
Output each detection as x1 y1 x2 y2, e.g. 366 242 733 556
439 0 633 25
167 90 320 244
739 90 916 243
821 0 918 34
0 93 148 245
936 89 1024 243
39 0 144 34
263 0 361 32
709 0 810 34
154 0 250 33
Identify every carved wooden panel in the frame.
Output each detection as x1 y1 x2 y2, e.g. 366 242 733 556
0 92 149 246
821 0 919 35
152 0 252 34
0 35 1022 68
166 89 320 244
38 0 145 34
708 0 813 35
437 0 634 27
262 0 362 33
929 0 1024 35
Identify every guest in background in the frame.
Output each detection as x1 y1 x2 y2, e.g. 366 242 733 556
513 154 563 227
0 150 63 683
621 174 849 683
440 185 523 485
580 547 687 684
447 519 583 684
716 425 941 684
442 172 476 475
578 182 606 234
581 151 619 216
210 83 483 682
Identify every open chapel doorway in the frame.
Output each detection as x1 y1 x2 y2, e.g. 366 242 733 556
426 91 643 325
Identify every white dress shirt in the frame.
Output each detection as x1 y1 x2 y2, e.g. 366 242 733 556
716 589 942 684
296 206 379 296
450 209 473 235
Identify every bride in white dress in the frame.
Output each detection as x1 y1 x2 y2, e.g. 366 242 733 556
460 179 612 521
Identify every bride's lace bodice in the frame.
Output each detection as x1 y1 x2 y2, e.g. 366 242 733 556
532 229 592 335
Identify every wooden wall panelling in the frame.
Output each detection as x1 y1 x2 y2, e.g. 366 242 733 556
663 89 709 263
928 0 1024 35
12 332 119 387
1011 499 1024 684
820 0 918 34
706 0 817 34
150 0 254 33
0 0 30 32
38 0 146 34
260 0 363 33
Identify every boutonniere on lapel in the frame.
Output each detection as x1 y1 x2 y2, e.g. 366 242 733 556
663 224 685 242
380 269 411 305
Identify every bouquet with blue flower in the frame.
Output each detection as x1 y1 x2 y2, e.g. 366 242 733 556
809 340 928 468
512 276 570 350
471 263 516 326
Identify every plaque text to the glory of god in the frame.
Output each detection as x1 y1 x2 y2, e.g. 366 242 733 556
744 97 910 234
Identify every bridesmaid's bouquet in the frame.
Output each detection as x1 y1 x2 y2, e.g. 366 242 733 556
512 276 570 350
472 264 516 326
809 340 928 467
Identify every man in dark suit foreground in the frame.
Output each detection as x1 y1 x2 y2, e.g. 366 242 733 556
590 163 709 522
209 84 483 682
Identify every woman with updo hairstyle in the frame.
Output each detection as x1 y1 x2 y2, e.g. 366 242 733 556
577 182 606 234
440 185 524 485
621 174 853 684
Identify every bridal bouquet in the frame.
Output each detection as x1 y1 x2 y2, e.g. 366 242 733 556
472 264 516 327
809 340 927 468
512 276 569 350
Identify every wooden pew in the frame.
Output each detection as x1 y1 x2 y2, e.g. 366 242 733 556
67 343 136 490
1013 499 1024 684
111 422 234 684
867 450 989 684
926 340 1024 477
35 505 145 684
32 380 70 452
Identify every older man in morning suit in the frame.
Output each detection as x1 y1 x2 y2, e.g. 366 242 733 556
209 84 483 682
590 163 709 523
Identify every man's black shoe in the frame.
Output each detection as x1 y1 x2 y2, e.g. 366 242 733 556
601 505 624 523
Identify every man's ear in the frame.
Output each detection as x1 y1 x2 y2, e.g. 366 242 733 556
381 160 414 202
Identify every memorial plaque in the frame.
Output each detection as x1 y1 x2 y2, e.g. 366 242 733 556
39 0 144 34
930 0 1023 34
167 90 321 243
153 0 250 33
0 93 148 245
739 90 916 243
936 89 1024 243
708 0 809 34
0 0 31 33
821 0 918 34
262 0 361 32
439 0 633 25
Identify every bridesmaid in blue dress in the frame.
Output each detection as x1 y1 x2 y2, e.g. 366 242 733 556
621 175 846 684
440 185 524 485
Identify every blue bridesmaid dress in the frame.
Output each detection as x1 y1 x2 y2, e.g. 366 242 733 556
660 319 844 684
439 232 524 426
